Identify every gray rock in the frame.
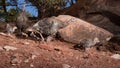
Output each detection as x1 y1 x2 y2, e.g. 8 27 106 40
4 45 17 51
111 54 120 60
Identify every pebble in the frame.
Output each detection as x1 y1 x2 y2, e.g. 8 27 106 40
24 59 29 63
11 58 21 65
111 54 120 59
3 45 17 51
30 64 34 68
24 42 30 45
31 55 37 60
62 64 71 68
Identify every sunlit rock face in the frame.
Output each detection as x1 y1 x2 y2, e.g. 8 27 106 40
57 15 113 47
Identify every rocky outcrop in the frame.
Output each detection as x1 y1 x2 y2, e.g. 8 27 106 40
60 0 120 35
57 15 113 47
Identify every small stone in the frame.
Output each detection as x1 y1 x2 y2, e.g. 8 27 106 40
11 58 21 65
30 64 34 68
12 64 16 66
31 55 37 60
24 42 30 45
111 54 120 59
62 64 71 68
4 45 17 51
24 59 29 63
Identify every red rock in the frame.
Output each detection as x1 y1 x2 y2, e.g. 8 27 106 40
57 15 113 47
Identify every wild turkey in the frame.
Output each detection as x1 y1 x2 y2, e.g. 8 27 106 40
26 17 68 41
16 2 28 34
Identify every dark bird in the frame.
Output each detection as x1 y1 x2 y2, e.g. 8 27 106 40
16 2 28 34
33 17 68 37
26 17 68 41
16 12 28 33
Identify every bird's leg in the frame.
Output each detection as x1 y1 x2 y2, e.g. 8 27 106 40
22 32 28 37
35 30 47 45
30 31 34 36
39 32 45 41
30 32 40 40
35 30 45 41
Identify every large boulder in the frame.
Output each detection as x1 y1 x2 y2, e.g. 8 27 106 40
60 0 120 35
57 15 113 47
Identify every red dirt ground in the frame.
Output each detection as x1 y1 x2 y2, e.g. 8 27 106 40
0 32 120 68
